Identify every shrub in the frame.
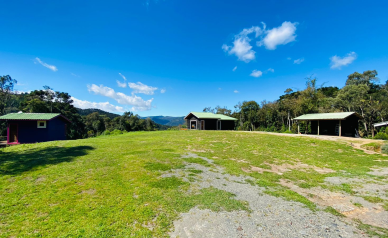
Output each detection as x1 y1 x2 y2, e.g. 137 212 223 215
374 132 388 140
102 130 111 136
111 129 123 135
87 130 95 137
382 143 388 154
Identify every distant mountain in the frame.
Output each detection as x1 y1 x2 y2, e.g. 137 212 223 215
141 116 185 126
76 108 120 119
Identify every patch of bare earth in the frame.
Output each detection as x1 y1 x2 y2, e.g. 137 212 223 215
280 179 388 229
247 162 335 175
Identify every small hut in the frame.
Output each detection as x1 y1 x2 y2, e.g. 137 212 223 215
184 112 237 130
293 112 362 137
0 113 71 144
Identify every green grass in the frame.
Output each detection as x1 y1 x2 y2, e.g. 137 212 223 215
361 142 383 152
324 206 345 217
362 196 385 203
1 130 387 236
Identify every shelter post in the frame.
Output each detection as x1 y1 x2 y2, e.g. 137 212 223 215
298 123 300 134
317 120 320 135
339 120 342 137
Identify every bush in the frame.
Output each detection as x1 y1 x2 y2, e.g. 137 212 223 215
283 130 293 134
87 130 95 137
111 129 123 135
102 130 111 136
374 132 388 140
382 143 388 154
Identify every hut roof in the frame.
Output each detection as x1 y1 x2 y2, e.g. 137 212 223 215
0 113 71 123
294 112 362 121
185 112 237 121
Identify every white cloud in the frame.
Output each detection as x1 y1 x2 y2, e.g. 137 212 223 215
35 57 58 72
71 97 124 112
116 80 127 88
160 89 166 93
330 52 357 69
119 73 127 81
71 73 80 77
267 68 274 73
233 66 237 71
259 22 297 50
128 82 158 95
87 84 153 111
287 57 292 60
234 90 239 93
223 38 256 62
250 70 263 78
293 58 304 64
222 22 297 62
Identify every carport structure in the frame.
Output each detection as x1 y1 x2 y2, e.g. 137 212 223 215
293 112 362 137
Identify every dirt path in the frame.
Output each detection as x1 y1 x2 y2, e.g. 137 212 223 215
168 153 368 238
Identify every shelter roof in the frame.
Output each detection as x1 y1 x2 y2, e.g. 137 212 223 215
293 112 362 121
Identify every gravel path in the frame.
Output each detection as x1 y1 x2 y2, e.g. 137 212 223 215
168 153 366 238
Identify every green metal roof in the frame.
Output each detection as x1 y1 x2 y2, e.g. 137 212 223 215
294 112 361 121
0 113 62 120
185 112 237 121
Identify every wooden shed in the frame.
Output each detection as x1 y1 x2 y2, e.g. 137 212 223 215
293 112 362 137
0 113 71 145
184 112 237 130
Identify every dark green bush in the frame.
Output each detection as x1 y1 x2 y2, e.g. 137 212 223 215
382 143 388 154
374 132 388 140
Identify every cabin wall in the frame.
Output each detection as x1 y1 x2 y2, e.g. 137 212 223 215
8 118 67 144
204 119 218 130
186 115 199 130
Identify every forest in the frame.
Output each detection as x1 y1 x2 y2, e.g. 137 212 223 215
204 70 388 139
1 70 388 140
0 75 170 139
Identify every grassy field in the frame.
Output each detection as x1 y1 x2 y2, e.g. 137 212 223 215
0 131 387 237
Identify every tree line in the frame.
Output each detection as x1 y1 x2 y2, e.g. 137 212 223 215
204 70 388 138
0 75 169 139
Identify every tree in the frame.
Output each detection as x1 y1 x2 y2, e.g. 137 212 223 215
0 75 17 115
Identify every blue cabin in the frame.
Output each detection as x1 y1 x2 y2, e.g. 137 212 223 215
0 113 71 145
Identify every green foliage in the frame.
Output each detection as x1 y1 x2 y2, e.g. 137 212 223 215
362 196 385 203
374 132 388 140
361 142 382 152
382 143 388 154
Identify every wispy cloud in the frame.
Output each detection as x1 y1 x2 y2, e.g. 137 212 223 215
87 84 153 111
293 58 304 64
234 90 239 93
71 97 124 112
71 73 81 77
267 68 274 73
250 70 263 78
119 73 127 81
116 80 127 88
128 82 158 95
330 52 357 69
160 89 166 93
35 57 58 72
233 66 237 72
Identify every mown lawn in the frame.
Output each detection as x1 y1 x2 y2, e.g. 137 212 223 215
0 131 387 237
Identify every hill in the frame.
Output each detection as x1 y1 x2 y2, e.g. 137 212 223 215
141 116 185 126
76 108 120 119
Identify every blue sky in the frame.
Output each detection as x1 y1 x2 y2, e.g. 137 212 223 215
1 0 388 117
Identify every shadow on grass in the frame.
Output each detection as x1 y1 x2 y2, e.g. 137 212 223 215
0 146 94 175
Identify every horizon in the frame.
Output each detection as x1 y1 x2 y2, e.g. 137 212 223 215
2 0 388 117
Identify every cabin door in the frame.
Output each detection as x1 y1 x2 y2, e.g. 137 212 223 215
9 124 18 143
201 121 205 130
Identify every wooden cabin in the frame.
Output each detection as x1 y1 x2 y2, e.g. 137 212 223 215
184 112 237 130
0 113 71 144
293 112 362 137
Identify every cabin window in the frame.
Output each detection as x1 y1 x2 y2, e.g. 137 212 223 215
37 121 46 128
